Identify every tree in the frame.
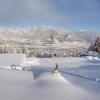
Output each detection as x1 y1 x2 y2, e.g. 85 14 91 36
94 37 100 53
89 37 100 53
50 34 54 41
50 34 54 44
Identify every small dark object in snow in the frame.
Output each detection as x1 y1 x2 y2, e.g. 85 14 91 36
53 63 59 73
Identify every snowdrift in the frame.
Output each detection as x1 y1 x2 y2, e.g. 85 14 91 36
33 57 86 68
0 54 26 68
96 54 100 58
0 69 34 100
23 57 40 67
36 72 68 83
0 56 100 100
33 72 96 100
87 56 100 61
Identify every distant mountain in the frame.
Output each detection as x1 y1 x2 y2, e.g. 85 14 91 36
0 26 85 43
74 31 100 42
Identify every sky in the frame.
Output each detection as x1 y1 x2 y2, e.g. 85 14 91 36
0 0 100 32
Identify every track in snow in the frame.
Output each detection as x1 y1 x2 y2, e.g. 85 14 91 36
30 66 100 83
60 70 100 83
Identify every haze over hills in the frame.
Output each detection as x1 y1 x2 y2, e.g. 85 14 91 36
0 26 99 43
74 31 100 42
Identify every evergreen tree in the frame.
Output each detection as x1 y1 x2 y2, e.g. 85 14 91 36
89 37 100 53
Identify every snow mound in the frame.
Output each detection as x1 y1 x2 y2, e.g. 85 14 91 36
33 72 95 100
0 54 26 69
11 65 23 70
37 72 69 83
87 56 100 61
22 57 40 67
96 54 100 58
52 72 68 82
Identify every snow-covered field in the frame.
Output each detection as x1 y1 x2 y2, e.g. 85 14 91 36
0 54 26 69
0 54 100 100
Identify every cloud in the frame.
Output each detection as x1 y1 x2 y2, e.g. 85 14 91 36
0 0 99 24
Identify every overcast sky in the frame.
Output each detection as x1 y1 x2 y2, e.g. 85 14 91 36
0 0 100 32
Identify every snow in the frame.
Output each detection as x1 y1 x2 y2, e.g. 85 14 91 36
0 55 100 100
31 57 87 68
37 72 68 83
13 65 23 70
87 56 100 61
0 54 26 69
32 67 99 100
22 57 40 67
96 54 100 58
0 69 34 100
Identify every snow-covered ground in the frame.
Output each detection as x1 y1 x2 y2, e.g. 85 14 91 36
0 54 26 69
0 55 100 100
